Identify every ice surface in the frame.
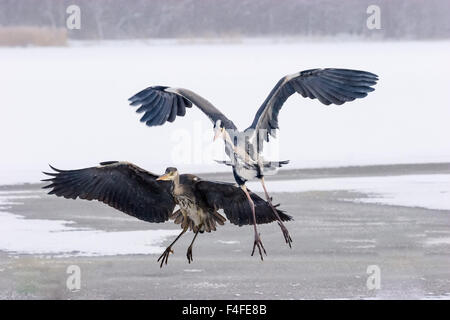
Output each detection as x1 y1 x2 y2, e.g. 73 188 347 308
0 194 180 257
216 240 240 245
425 237 450 246
247 174 450 211
1 40 450 184
1 173 447 257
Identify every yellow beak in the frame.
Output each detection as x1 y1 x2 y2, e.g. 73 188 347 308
213 128 224 142
156 173 171 181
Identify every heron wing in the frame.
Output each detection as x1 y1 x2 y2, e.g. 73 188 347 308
129 86 237 130
194 180 292 226
42 161 175 223
246 68 378 142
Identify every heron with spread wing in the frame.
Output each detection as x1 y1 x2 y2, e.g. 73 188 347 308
42 161 291 266
128 68 378 259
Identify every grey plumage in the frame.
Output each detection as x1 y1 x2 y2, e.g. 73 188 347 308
246 68 379 142
127 68 378 256
42 161 291 228
128 68 378 150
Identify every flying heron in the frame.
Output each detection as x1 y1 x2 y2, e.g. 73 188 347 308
42 161 291 266
128 68 379 258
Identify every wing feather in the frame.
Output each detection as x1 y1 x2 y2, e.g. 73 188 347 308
150 94 173 126
42 161 175 223
167 95 178 123
247 68 378 142
139 94 163 123
194 180 292 226
129 86 237 129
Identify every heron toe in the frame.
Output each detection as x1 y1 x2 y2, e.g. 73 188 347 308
186 246 194 264
157 246 173 268
251 233 267 261
278 222 293 248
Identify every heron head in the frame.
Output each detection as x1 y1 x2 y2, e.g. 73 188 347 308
213 120 225 142
156 167 178 181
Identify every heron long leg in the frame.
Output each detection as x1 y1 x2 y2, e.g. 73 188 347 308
157 225 188 268
186 229 200 264
241 185 266 261
260 177 292 247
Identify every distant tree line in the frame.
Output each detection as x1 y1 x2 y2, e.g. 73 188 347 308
0 0 449 40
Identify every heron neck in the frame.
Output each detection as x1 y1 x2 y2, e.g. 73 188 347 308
223 130 233 146
172 173 181 194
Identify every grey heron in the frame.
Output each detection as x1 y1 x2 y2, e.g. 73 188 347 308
42 161 292 266
128 68 378 259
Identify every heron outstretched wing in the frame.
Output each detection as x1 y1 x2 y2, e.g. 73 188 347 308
129 86 237 130
194 180 292 226
246 68 379 142
42 161 176 223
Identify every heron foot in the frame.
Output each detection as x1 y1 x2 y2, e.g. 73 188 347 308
186 245 194 264
278 222 293 248
251 233 267 261
267 198 293 248
157 246 174 268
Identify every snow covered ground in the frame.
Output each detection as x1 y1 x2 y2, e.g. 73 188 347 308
1 40 450 184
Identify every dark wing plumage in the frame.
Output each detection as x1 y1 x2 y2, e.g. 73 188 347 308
193 180 292 226
128 86 237 130
42 161 176 223
247 68 379 141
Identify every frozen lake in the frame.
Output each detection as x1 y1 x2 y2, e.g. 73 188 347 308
1 39 450 299
1 172 449 258
1 164 449 299
248 174 450 211
1 40 450 184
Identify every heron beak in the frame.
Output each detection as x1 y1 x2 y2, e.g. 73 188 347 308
213 131 220 142
156 173 171 181
213 127 224 142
